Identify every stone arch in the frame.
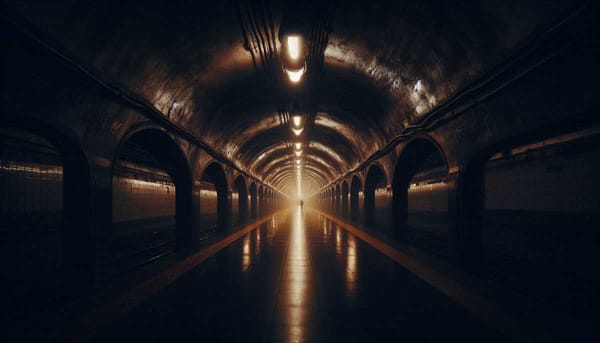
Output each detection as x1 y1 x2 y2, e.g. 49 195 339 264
350 175 363 222
113 128 193 254
392 136 449 256
233 175 249 224
200 162 229 231
364 164 388 229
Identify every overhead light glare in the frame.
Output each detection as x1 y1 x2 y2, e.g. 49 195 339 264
294 142 302 150
292 116 302 128
287 35 302 60
292 127 304 136
286 66 305 83
294 150 302 157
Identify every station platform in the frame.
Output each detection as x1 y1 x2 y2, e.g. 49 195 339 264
88 208 503 342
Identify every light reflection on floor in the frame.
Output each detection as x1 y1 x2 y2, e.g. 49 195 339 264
94 208 504 342
346 234 357 293
335 225 342 255
284 207 309 342
242 233 251 272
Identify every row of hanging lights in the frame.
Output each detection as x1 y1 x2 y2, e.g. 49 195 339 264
279 6 308 197
292 113 303 197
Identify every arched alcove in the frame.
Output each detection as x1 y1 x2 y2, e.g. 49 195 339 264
364 165 389 231
258 186 264 216
330 187 335 212
267 190 272 211
350 175 362 223
249 182 258 219
341 181 349 218
392 138 449 257
335 184 341 215
113 128 192 271
200 162 229 232
233 175 248 225
474 130 600 309
0 121 92 315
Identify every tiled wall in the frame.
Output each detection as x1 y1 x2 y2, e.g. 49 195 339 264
408 181 448 214
112 163 175 224
486 145 600 213
199 181 218 232
482 137 600 305
374 187 392 233
407 179 449 257
0 128 64 288
231 192 240 225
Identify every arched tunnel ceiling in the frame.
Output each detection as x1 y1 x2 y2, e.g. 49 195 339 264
4 0 578 195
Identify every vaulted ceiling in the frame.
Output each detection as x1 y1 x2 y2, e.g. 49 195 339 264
4 0 577 194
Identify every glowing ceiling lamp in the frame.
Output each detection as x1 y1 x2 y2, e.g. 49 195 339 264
285 67 305 83
281 33 305 69
294 142 302 150
280 23 307 85
287 35 302 61
292 127 304 136
294 150 302 157
292 115 302 128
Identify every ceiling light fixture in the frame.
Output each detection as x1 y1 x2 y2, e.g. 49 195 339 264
286 67 305 83
292 127 303 136
287 35 302 60
280 20 307 85
292 115 302 128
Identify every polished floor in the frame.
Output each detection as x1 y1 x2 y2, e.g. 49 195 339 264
92 207 504 342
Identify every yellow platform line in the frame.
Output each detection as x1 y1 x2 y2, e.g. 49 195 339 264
67 209 290 341
315 209 552 343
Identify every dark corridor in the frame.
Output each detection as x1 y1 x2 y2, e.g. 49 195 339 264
1 1 600 342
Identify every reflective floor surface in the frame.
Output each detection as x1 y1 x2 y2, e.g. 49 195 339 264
92 207 505 342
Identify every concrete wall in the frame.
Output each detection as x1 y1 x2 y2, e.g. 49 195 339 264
315 6 600 311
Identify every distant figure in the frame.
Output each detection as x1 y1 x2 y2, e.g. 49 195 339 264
300 200 304 210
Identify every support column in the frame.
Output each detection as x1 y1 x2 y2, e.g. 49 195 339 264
89 158 115 284
447 168 483 271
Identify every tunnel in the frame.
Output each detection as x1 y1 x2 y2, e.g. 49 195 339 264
1 1 600 341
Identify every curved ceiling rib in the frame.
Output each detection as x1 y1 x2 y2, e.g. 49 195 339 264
263 159 333 186
261 154 337 180
258 149 340 179
7 0 576 195
267 163 331 187
250 138 349 176
273 172 323 192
